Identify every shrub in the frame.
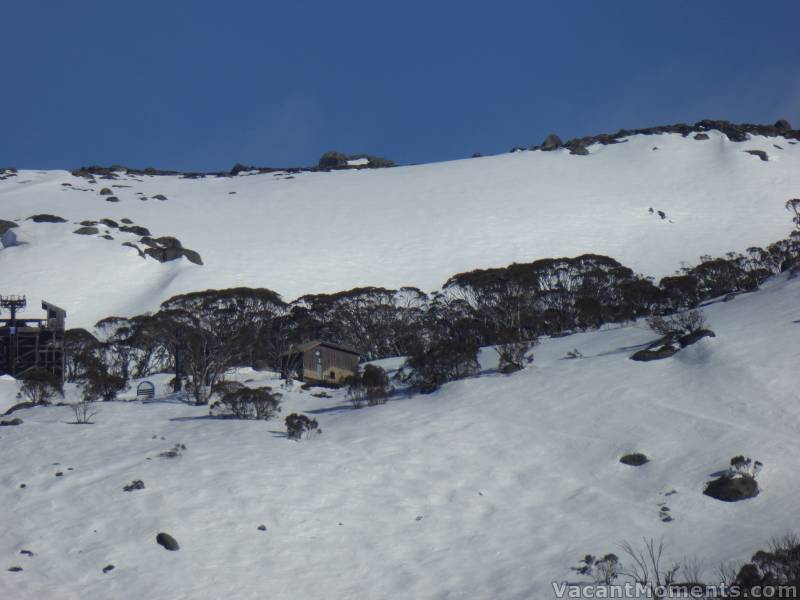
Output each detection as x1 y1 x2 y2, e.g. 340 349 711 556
210 385 282 420
703 456 762 502
646 309 706 337
403 337 480 393
285 413 320 440
620 453 649 466
344 375 366 409
495 340 535 374
362 364 390 405
572 553 621 585
735 534 800 589
19 368 62 405
81 364 127 402
71 400 98 424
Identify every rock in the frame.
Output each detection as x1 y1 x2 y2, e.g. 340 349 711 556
103 564 115 573
99 187 113 195
747 148 773 161
4 401 36 415
257 525 267 531
119 225 151 236
0 219 18 235
630 345 678 362
105 196 120 203
121 218 133 224
318 151 348 170
693 133 710 140
7 566 22 572
123 480 145 492
55 472 63 477
80 220 98 226
774 119 792 132
569 144 589 155
0 418 23 426
744 150 768 162
156 532 180 551
471 152 482 158
152 194 168 201
677 329 715 348
73 227 99 235
19 483 26 488
703 474 759 502
540 133 562 151
100 218 119 228
1 229 17 248
19 550 33 557
122 242 145 258
620 453 649 466
101 235 114 240
180 249 203 265
28 214 67 223
154 236 182 249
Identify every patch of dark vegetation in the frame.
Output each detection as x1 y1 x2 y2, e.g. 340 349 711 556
620 453 649 466
285 413 321 440
99 187 113 196
152 194 168 201
100 219 118 228
317 151 395 170
209 382 282 420
0 418 23 426
28 214 67 223
105 196 120 203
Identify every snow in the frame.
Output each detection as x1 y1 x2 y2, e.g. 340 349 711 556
1 272 798 599
1 130 798 328
346 157 369 166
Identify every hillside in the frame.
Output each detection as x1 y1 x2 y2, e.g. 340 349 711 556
0 272 798 599
1 127 799 328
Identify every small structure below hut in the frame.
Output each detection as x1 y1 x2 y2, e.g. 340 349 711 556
280 340 360 385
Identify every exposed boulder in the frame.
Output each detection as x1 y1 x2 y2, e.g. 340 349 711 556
123 480 145 492
105 196 120 203
156 532 180 551
121 218 133 224
744 150 768 162
28 214 67 223
540 133 562 151
318 151 349 170
0 220 18 235
152 194 168 201
100 219 119 228
73 227 99 235
99 187 113 196
678 329 715 348
569 144 589 156
620 452 649 466
0 418 23 426
1 229 18 248
703 474 759 502
630 345 678 362
122 242 145 258
693 133 710 140
119 225 151 236
774 119 792 131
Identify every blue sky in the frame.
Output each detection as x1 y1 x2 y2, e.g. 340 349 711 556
2 0 799 171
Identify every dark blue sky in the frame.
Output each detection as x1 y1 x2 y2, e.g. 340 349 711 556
3 0 799 171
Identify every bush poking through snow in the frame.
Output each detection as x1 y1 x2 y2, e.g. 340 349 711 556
346 365 391 408
210 385 282 420
81 363 127 402
571 553 621 585
156 532 180 551
495 340 535 374
403 337 481 393
20 367 62 405
71 400 98 424
647 309 706 337
285 413 320 440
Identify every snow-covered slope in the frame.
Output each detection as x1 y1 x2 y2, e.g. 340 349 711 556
1 130 798 328
1 273 798 599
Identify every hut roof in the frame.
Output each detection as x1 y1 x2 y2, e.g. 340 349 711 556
281 340 360 357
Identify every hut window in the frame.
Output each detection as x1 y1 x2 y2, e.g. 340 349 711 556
329 370 335 379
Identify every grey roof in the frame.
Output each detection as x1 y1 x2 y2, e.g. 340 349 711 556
282 339 360 356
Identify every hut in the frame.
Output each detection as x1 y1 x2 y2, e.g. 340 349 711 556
281 340 360 385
